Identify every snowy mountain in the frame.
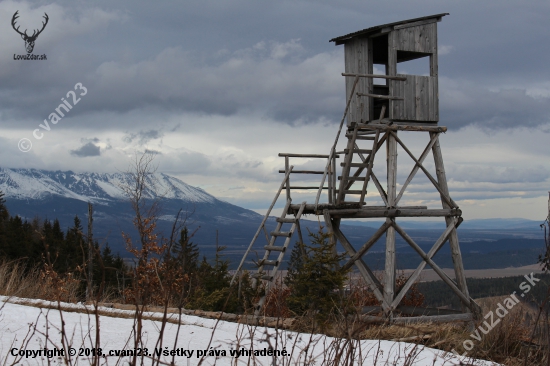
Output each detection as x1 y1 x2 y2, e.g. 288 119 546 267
0 168 264 259
0 168 215 204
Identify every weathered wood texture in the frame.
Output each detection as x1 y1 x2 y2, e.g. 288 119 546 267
344 39 370 124
356 123 446 132
328 208 461 218
390 75 438 122
431 132 479 318
394 23 437 53
384 131 398 308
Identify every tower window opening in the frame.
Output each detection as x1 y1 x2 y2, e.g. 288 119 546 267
396 51 431 76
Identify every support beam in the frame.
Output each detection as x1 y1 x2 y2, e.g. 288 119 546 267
384 130 398 309
431 132 474 317
328 208 461 218
356 123 447 133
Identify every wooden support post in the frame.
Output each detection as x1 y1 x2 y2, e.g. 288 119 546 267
384 130 397 312
323 209 336 248
430 132 472 316
331 154 337 203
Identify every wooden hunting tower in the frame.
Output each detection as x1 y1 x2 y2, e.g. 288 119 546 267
234 14 482 323
333 13 442 124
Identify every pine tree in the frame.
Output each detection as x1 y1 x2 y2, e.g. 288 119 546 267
171 227 199 276
0 190 8 222
285 228 348 321
285 241 306 289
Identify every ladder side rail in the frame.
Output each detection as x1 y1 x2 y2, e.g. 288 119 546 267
231 166 295 285
359 105 386 204
336 125 359 204
285 156 291 201
256 199 293 277
314 75 361 209
266 202 308 293
331 153 337 203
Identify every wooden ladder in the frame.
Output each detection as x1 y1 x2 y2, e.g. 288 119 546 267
336 106 385 205
252 200 307 315
336 125 380 205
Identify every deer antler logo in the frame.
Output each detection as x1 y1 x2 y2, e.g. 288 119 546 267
12 11 49 54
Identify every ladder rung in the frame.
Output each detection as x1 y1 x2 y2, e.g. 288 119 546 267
264 245 286 252
340 162 369 167
271 231 292 237
276 218 296 223
338 176 366 181
344 149 372 154
260 260 279 266
283 186 329 190
335 190 365 194
278 170 325 174
252 274 274 281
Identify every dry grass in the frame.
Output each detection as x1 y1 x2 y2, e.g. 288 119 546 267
2 257 550 365
0 259 80 302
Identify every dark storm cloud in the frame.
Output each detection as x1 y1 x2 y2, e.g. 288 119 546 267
440 79 550 129
70 142 101 157
0 0 549 130
123 129 164 145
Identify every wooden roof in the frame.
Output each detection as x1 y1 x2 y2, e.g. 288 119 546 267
330 13 448 45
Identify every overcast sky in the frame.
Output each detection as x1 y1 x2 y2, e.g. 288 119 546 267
1 0 549 220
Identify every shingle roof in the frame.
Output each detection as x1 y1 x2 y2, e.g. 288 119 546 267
329 13 449 45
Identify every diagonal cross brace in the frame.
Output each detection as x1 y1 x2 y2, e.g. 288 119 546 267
341 220 392 272
390 131 458 209
332 225 390 312
390 218 459 310
394 132 440 206
392 220 481 316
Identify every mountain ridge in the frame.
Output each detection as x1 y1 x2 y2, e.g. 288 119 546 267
0 168 216 204
0 167 544 269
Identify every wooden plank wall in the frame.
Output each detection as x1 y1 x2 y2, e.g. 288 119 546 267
394 23 437 54
389 22 439 122
344 38 370 125
391 76 437 122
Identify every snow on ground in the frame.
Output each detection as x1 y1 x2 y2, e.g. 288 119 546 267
0 297 498 366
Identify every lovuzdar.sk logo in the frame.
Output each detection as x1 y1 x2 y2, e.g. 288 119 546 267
12 10 48 60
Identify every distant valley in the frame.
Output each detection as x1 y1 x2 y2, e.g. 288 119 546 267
0 168 545 270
